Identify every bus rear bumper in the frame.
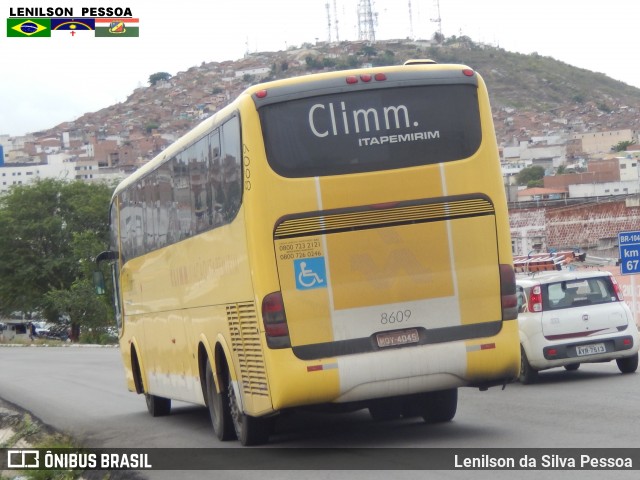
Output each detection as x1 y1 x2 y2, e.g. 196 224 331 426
267 321 520 409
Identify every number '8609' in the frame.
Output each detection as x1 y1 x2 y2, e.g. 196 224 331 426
380 310 412 324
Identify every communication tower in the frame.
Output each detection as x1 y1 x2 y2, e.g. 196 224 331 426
333 0 340 42
408 0 414 39
357 0 376 43
431 0 442 37
326 2 332 43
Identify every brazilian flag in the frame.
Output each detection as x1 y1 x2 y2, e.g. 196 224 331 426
7 18 51 37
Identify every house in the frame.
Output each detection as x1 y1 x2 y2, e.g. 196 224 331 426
517 187 567 202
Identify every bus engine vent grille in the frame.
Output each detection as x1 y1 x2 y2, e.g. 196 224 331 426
227 302 269 397
274 195 495 239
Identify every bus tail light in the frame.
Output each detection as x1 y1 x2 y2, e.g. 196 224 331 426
262 291 291 349
500 264 518 320
345 73 387 84
530 285 543 312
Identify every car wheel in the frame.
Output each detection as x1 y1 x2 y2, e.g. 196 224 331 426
564 363 580 371
616 353 639 374
519 347 538 384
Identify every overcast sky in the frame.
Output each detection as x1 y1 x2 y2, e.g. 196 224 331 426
1 0 639 137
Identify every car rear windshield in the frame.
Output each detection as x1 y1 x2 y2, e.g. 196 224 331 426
543 277 618 311
258 84 482 177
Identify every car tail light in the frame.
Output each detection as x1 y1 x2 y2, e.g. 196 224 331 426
530 285 543 312
262 291 291 348
499 264 518 320
610 276 624 301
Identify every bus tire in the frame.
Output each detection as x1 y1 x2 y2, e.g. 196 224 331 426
205 359 235 441
519 347 538 384
421 388 458 424
227 374 270 446
617 353 639 374
145 393 171 417
368 397 403 421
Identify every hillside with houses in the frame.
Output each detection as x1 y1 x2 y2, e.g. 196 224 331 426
1 36 639 223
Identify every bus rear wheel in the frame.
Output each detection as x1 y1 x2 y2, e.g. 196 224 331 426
145 393 171 417
227 375 271 446
420 388 458 423
401 389 458 423
368 397 403 421
205 359 235 441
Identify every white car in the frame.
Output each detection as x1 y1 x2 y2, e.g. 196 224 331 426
516 270 639 383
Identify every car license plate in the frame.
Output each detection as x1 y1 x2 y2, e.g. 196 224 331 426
376 328 419 348
576 343 606 356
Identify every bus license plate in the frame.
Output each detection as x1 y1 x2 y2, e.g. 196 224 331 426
376 328 419 348
576 343 606 356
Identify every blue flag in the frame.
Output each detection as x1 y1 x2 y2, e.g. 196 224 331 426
50 18 95 31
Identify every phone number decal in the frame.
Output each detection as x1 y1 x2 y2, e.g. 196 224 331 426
278 239 322 261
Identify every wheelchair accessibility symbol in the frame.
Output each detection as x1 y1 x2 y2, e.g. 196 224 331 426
294 257 327 290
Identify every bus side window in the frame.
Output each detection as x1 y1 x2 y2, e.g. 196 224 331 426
220 116 242 222
118 190 131 264
157 162 173 248
172 151 192 240
209 130 223 228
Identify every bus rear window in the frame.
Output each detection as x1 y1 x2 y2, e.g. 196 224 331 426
259 84 481 178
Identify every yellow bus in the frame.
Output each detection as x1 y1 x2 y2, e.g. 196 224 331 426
97 60 520 445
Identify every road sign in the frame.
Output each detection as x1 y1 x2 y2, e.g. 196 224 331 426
619 231 640 275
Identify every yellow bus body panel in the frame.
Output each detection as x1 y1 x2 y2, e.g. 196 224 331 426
112 63 520 418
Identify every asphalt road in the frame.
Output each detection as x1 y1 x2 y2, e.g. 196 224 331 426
1 346 639 479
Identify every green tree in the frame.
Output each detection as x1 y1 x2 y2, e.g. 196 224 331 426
305 55 322 70
516 166 545 186
613 140 633 152
242 73 255 83
45 279 112 342
145 122 160 134
360 45 377 59
148 71 172 86
0 179 113 340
